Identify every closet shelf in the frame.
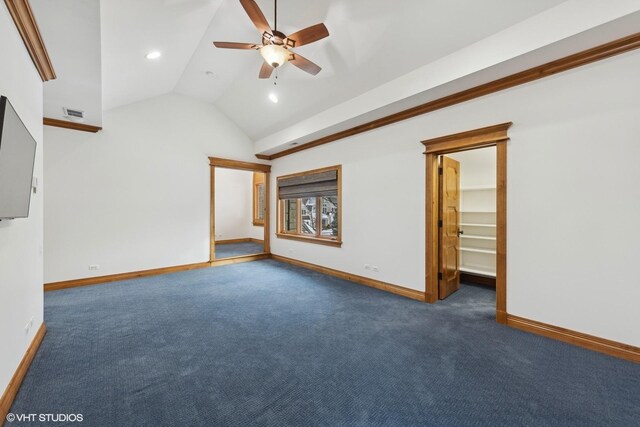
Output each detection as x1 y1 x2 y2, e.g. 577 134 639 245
460 247 496 254
460 186 496 191
461 235 496 241
460 266 496 276
460 223 496 228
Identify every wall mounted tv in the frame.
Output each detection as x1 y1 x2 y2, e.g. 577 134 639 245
0 96 37 220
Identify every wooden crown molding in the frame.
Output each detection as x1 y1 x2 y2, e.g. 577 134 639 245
0 323 47 422
209 157 271 172
43 117 102 133
507 314 640 364
257 31 640 160
4 0 56 81
422 122 512 153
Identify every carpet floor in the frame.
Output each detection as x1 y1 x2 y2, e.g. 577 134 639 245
215 242 264 259
9 259 640 426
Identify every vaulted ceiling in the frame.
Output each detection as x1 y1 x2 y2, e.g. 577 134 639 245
37 0 640 149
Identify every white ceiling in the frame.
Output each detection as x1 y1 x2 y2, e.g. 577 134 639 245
36 0 568 135
31 0 102 125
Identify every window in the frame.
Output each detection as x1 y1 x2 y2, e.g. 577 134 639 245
276 166 342 247
253 172 266 226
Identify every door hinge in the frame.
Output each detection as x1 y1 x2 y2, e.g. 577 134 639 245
438 219 443 228
438 167 443 175
438 272 443 280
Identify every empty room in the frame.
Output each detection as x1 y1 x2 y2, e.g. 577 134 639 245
1 0 639 425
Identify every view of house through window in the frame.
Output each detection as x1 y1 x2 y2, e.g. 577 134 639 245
277 166 341 246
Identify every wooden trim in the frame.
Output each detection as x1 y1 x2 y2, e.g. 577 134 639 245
208 157 271 172
210 158 271 261
210 165 216 262
258 32 640 160
4 0 56 81
276 233 342 247
251 238 264 245
43 117 101 133
44 262 211 291
495 142 507 323
506 314 640 364
422 123 512 153
0 323 47 422
460 272 496 287
424 125 508 319
252 172 266 226
272 254 426 301
216 238 252 245
210 253 270 267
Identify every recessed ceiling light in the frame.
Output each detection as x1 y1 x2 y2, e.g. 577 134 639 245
145 51 162 60
268 92 279 104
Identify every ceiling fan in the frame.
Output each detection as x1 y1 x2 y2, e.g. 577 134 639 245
213 0 329 79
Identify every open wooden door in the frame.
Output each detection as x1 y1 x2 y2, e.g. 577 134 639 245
439 156 461 299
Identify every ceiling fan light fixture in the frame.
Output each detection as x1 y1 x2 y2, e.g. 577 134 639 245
268 92 279 103
260 44 289 68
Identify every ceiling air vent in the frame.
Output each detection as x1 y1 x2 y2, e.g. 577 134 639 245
62 107 85 121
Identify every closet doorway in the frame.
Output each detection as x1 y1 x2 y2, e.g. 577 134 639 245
209 157 271 266
423 123 510 324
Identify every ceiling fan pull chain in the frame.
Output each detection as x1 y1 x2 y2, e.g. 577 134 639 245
274 0 277 32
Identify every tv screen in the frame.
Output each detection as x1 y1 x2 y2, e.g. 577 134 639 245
0 96 37 219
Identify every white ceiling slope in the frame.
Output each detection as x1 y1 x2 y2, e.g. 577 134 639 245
101 0 224 111
255 0 640 155
31 0 102 125
200 0 564 141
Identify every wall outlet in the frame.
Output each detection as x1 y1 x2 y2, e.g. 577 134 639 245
372 266 379 272
365 264 371 270
29 317 34 328
88 264 100 270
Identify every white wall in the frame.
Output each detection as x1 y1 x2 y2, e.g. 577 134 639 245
215 168 251 240
270 50 640 347
44 93 258 282
448 147 496 189
0 4 44 397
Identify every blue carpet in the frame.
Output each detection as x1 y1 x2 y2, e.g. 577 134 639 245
215 242 264 259
9 259 639 426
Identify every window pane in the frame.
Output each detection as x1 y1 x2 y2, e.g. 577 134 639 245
284 199 297 232
300 197 317 235
320 196 339 237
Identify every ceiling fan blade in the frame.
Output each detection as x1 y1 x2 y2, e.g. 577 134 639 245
290 53 322 76
286 23 329 48
213 42 259 50
259 62 274 79
240 0 272 36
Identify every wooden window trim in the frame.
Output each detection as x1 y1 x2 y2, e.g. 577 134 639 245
276 165 342 247
252 172 265 226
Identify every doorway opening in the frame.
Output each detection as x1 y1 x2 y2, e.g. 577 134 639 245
423 123 510 324
209 157 271 266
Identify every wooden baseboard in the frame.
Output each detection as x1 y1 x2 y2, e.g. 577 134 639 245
506 314 639 363
0 323 47 421
44 262 211 292
216 238 252 245
460 272 496 287
211 253 270 266
271 254 425 301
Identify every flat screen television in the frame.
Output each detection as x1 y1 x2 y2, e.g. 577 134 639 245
0 96 37 219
